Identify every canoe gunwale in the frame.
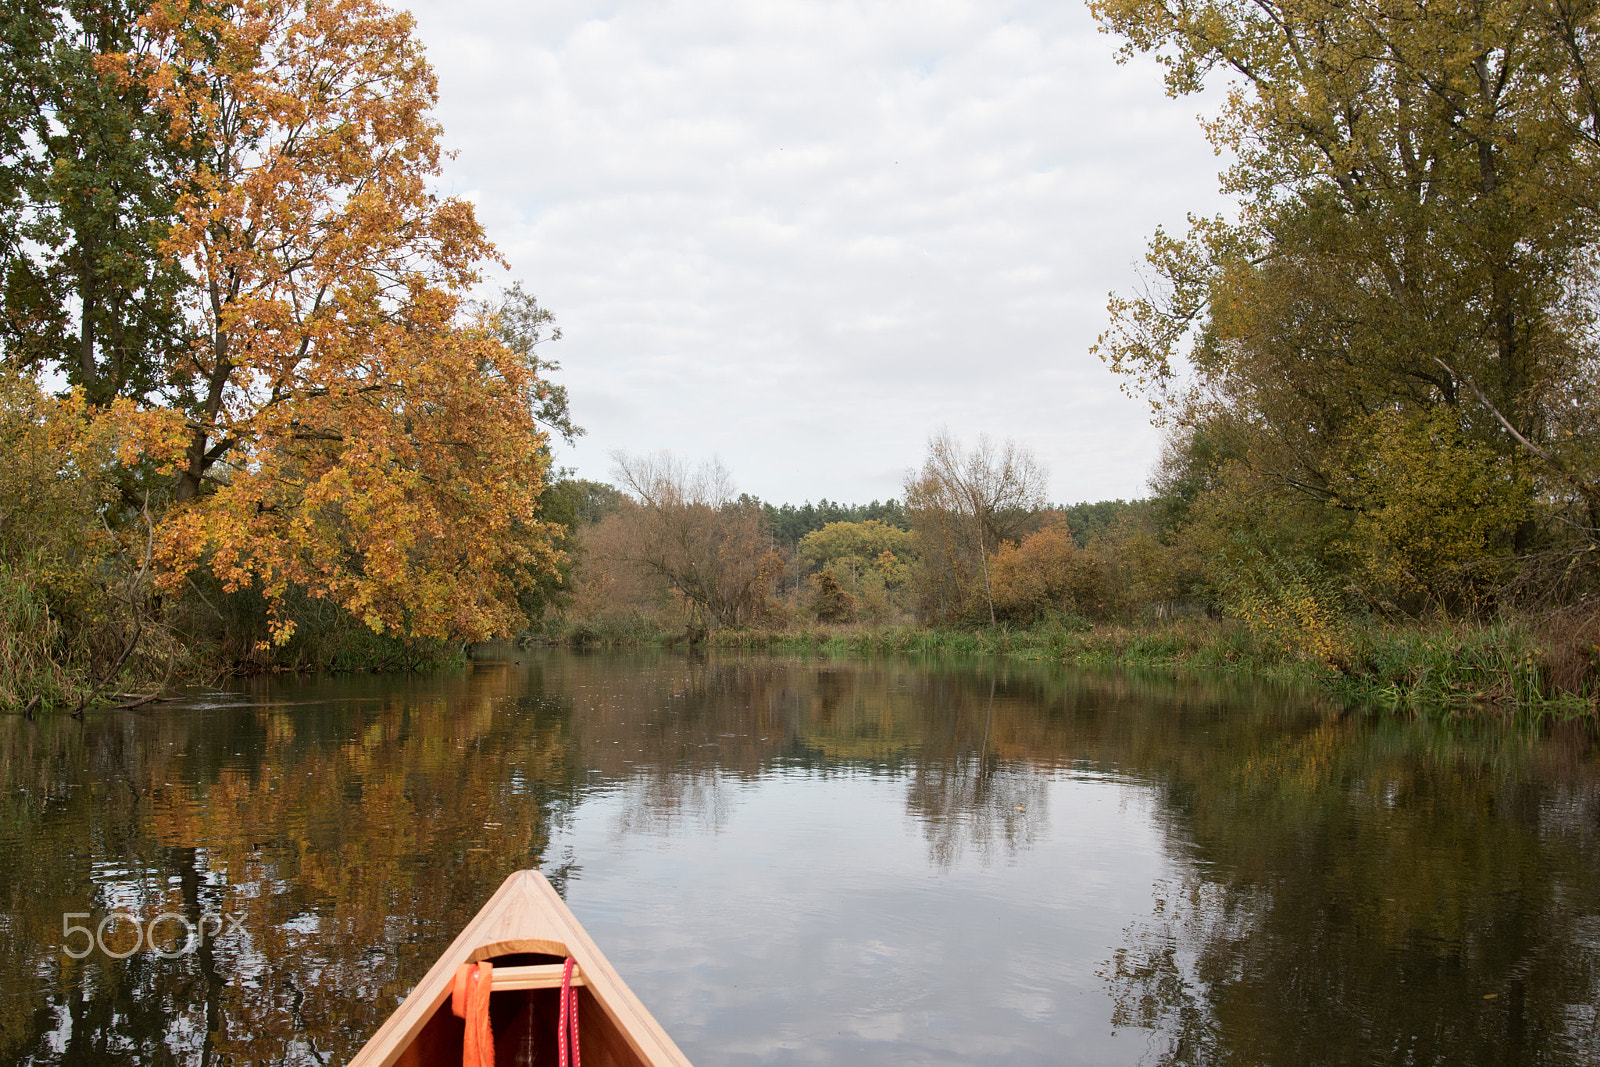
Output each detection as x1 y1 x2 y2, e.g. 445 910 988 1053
347 870 693 1067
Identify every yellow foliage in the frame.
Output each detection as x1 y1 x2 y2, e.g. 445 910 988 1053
1333 409 1529 605
1224 567 1353 667
0 373 192 707
0 374 183 576
97 0 562 644
153 325 560 644
799 520 915 588
1177 464 1356 665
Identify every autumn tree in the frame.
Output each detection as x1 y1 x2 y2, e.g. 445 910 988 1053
0 369 189 709
797 520 914 622
800 521 914 584
606 451 781 629
808 569 857 623
95 0 562 644
1092 0 1600 611
904 431 1048 625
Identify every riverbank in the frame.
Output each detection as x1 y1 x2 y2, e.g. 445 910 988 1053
544 614 1597 718
13 600 1590 719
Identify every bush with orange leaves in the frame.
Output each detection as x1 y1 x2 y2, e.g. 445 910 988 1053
987 518 1119 625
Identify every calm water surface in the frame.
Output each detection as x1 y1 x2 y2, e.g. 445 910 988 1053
2 650 1599 1064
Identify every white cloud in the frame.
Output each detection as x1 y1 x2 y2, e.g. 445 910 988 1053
400 0 1229 504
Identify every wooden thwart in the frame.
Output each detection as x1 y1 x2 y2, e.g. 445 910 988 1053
484 962 588 991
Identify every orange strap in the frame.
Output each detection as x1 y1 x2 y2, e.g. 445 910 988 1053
451 961 495 1067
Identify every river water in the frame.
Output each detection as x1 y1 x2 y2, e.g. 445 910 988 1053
2 650 1598 1065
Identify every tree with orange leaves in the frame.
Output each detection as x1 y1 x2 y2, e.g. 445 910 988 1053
101 0 561 644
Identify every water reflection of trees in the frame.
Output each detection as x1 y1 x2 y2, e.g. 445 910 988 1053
526 651 1338 870
900 676 1052 869
905 755 1050 869
0 663 578 1065
7 650 1166 1065
1103 718 1600 1066
527 652 1600 1062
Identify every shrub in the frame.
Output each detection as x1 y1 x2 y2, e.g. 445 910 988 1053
0 372 183 709
809 570 858 623
988 519 1117 624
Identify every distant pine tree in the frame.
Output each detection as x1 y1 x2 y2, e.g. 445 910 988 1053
761 498 909 543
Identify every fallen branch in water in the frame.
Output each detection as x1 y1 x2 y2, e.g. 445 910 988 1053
111 692 174 710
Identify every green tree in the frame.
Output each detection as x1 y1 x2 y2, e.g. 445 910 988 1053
514 479 623 631
1054 499 1143 547
0 0 190 406
762 498 909 544
1333 409 1530 606
478 281 579 445
799 520 915 583
1092 0 1600 608
797 520 916 622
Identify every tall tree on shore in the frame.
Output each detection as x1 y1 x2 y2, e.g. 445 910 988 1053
1093 0 1600 607
94 0 562 643
0 0 191 406
904 431 1048 625
606 451 780 629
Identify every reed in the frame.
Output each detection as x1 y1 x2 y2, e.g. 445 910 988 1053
1339 620 1596 716
0 564 82 712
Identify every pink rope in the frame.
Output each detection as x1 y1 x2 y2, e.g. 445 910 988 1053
558 957 581 1067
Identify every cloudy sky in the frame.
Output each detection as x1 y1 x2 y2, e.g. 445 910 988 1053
397 0 1229 506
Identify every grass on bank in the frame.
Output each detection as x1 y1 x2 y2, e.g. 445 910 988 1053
1340 621 1594 716
535 612 1598 718
0 565 85 712
0 557 201 715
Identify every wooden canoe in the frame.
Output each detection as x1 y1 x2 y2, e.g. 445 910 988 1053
349 870 694 1067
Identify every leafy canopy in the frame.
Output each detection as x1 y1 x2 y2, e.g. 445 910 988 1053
1092 0 1600 612
88 0 563 643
